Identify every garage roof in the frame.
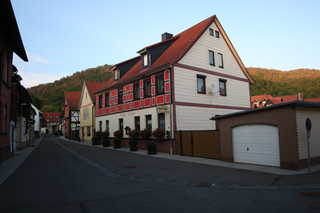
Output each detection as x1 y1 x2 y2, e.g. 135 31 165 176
211 101 320 120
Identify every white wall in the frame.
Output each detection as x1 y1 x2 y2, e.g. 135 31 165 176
176 105 240 130
178 22 247 79
31 104 40 132
174 66 250 107
296 108 320 159
96 105 171 137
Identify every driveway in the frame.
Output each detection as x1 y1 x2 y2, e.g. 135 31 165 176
0 136 319 212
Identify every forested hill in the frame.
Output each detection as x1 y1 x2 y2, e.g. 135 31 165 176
28 65 320 112
28 64 113 112
247 67 320 98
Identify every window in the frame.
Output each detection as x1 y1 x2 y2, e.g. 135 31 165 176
197 75 206 94
114 70 120 80
105 92 109 107
215 30 220 38
99 121 102 132
209 50 215 66
105 120 109 132
98 95 103 108
145 115 152 130
118 88 123 104
144 78 151 98
133 81 140 100
158 113 165 130
134 116 140 131
119 118 123 132
219 79 227 96
156 72 164 95
87 127 91 136
217 53 224 68
82 127 85 137
209 28 214 36
143 54 151 67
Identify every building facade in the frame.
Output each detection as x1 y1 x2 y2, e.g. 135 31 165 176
63 91 81 138
95 16 251 140
43 112 61 134
0 0 28 161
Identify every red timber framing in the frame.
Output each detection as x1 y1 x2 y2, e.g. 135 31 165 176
96 69 171 116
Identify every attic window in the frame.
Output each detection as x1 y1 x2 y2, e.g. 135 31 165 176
209 28 214 36
143 54 151 67
215 30 220 38
114 69 120 80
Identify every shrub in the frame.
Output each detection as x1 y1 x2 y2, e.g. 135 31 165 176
113 130 123 149
140 129 151 140
92 132 102 145
129 130 140 151
152 128 165 140
102 131 110 147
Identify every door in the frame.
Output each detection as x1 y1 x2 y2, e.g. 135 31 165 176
232 125 280 167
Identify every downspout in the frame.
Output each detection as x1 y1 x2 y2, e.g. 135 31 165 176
169 64 177 155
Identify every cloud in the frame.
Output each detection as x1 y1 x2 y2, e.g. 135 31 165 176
28 54 50 64
20 70 62 88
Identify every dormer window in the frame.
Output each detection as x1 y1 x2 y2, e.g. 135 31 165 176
114 69 120 80
143 53 151 67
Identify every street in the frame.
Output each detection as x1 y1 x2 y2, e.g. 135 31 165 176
0 136 320 213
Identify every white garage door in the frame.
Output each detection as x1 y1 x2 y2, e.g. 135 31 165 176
232 125 280 167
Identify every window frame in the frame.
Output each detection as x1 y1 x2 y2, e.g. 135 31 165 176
215 30 220 38
156 72 164 95
87 126 91 136
99 121 102 132
105 120 109 133
134 116 140 131
158 113 165 130
217 53 224 68
209 28 214 36
119 118 124 132
219 79 227 96
143 54 151 67
133 81 140 100
114 69 120 80
118 88 123 104
209 50 215 66
144 78 151 98
105 92 109 107
98 95 103 108
197 74 206 94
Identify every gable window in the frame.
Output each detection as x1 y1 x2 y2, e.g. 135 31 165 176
105 120 109 133
114 69 120 80
209 28 214 36
209 50 215 66
134 116 140 131
219 79 227 96
143 54 151 67
217 53 224 68
145 115 152 130
158 113 165 130
197 74 206 94
156 72 164 95
105 92 109 107
98 95 103 108
118 88 123 104
133 81 140 100
215 30 220 38
144 78 151 98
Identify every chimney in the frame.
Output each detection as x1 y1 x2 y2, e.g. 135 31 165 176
298 92 304 101
161 32 173 41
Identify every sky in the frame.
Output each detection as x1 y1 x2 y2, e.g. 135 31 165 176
11 0 320 88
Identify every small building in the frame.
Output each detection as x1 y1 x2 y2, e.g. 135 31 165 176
43 112 61 134
212 101 320 170
79 81 110 143
63 91 81 138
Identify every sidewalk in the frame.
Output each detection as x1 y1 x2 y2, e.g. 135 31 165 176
0 137 43 185
60 136 320 176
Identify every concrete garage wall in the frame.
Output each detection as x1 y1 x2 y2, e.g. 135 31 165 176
216 106 301 170
296 107 320 166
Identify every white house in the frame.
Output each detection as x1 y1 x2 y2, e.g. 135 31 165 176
31 104 41 134
95 15 252 139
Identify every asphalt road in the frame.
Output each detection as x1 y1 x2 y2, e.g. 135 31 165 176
0 136 319 213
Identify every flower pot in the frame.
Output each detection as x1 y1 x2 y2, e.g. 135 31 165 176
113 138 122 149
147 142 157 155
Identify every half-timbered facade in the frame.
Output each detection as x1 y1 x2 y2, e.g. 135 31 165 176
63 91 81 138
95 16 251 138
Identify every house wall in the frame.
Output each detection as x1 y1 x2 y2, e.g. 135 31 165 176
296 107 320 164
96 104 171 138
80 85 95 142
174 21 250 131
215 106 301 170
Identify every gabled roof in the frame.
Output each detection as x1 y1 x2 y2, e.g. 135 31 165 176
43 112 61 123
1 0 28 61
85 81 112 102
64 91 81 110
98 15 252 93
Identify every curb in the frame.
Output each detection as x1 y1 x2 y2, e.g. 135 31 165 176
0 137 43 185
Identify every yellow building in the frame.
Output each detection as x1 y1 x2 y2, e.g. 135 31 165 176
79 81 109 143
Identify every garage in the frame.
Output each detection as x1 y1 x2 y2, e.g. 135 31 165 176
232 125 280 167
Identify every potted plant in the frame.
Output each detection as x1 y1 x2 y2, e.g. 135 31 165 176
102 130 110 147
113 130 123 149
147 128 165 155
92 131 102 146
129 129 140 151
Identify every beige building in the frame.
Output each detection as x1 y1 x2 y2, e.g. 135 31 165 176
79 81 109 143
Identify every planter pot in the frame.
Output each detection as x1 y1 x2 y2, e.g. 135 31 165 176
129 140 138 151
102 140 110 147
113 139 122 149
147 143 157 155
